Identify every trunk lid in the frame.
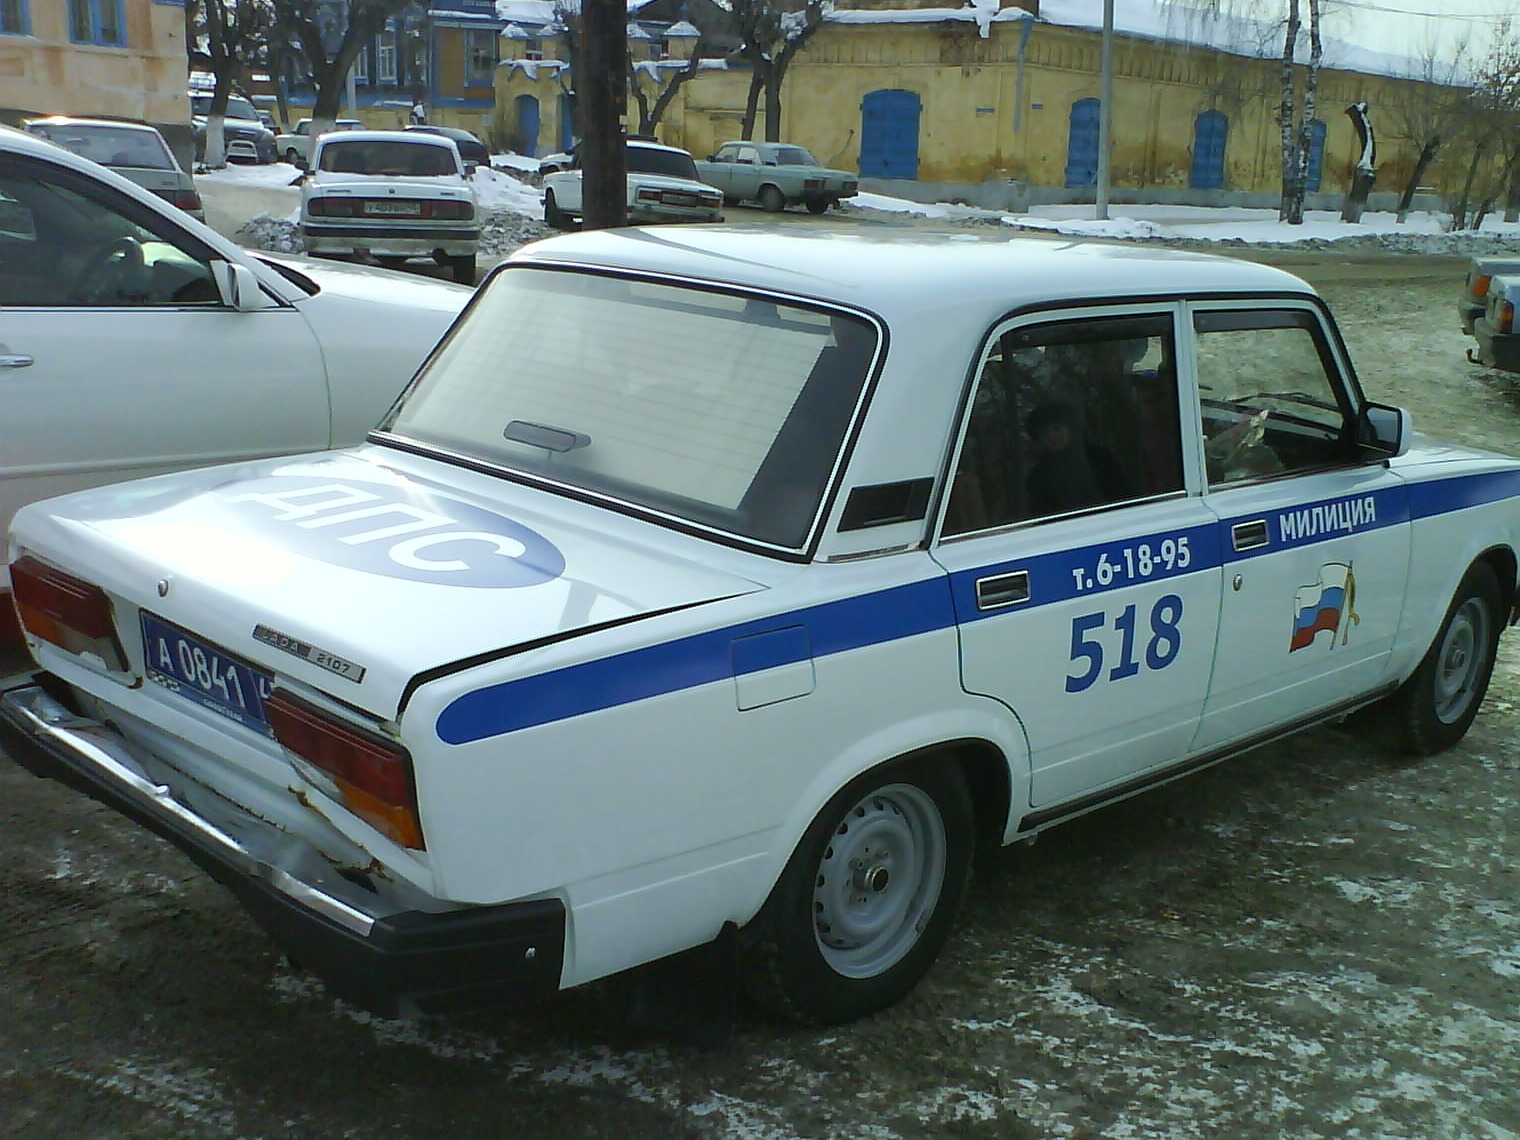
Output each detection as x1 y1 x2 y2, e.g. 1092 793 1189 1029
12 450 771 721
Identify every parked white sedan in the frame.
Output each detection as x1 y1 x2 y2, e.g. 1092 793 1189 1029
0 126 471 600
299 131 480 284
275 117 365 168
5 227 1518 1026
542 138 723 228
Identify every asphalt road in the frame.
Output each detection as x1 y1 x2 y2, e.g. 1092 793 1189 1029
3 230 1519 1138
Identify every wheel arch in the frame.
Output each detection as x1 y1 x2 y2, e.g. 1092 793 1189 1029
741 712 1026 928
1479 543 1519 623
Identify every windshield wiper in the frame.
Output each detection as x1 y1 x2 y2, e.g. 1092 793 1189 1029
1233 390 1339 412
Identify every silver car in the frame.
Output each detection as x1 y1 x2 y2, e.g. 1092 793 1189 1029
23 117 204 220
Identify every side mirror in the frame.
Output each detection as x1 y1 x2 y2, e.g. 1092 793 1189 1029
1360 401 1411 459
211 261 277 312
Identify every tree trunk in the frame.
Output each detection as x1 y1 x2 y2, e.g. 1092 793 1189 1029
1453 142 1488 230
1277 0 1300 221
741 66 765 141
1396 138 1439 222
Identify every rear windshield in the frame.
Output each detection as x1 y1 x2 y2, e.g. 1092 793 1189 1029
28 123 175 170
380 267 879 550
627 147 700 181
192 94 260 121
318 139 457 176
774 146 818 166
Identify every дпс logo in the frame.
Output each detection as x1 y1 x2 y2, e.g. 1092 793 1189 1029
216 475 565 588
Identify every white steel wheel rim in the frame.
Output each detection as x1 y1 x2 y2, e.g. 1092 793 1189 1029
812 782 947 979
1435 597 1490 724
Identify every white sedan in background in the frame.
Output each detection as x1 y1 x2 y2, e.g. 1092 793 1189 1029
542 138 723 229
0 126 471 606
299 131 480 284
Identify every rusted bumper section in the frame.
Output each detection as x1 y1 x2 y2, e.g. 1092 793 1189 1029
0 680 564 1018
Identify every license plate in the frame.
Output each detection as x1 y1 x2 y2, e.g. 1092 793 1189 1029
141 612 275 736
660 192 697 207
365 200 422 216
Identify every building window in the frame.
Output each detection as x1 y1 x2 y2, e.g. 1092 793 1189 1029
0 0 28 35
377 26 397 82
68 0 124 45
523 37 542 62
649 41 664 61
465 29 497 86
351 42 368 83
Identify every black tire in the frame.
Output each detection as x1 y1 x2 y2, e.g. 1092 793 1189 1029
741 756 973 1024
375 255 409 269
758 184 787 213
544 190 570 229
805 198 829 215
285 148 301 166
1394 560 1504 754
449 255 476 285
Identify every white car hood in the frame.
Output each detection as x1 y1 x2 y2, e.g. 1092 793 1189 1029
252 250 471 312
12 452 768 720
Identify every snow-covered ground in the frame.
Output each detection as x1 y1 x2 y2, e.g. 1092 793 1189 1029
198 157 1520 261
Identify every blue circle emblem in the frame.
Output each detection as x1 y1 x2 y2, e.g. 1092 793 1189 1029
213 473 565 588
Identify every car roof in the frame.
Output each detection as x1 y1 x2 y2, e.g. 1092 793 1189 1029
512 227 1316 329
24 116 163 137
315 129 455 149
627 139 690 155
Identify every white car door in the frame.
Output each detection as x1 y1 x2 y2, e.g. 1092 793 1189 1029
0 150 329 541
1187 301 1413 751
932 306 1224 812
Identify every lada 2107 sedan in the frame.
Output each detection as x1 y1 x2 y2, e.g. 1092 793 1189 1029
5 230 1520 1024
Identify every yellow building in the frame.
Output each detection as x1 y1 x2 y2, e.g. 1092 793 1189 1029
496 0 1476 205
0 0 189 154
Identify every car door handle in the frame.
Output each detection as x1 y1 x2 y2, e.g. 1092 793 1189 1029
1232 519 1269 551
0 353 34 369
975 570 1030 610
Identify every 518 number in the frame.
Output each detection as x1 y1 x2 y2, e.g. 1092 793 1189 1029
1066 594 1184 693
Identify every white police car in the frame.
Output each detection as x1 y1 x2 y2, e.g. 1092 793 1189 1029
5 229 1519 1024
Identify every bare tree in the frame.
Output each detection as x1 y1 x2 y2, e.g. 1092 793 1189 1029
1451 17 1520 229
727 0 825 142
1379 40 1471 221
269 0 416 137
188 0 276 168
627 41 709 137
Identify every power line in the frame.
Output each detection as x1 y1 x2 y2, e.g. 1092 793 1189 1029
1331 0 1510 20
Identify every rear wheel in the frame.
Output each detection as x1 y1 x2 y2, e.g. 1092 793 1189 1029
448 255 476 285
375 255 409 269
805 198 830 215
1394 560 1503 754
742 757 973 1024
758 184 787 213
285 148 301 166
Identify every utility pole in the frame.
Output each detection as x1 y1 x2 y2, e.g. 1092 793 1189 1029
1096 0 1112 220
580 0 627 230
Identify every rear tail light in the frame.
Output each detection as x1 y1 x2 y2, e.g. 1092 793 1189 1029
1473 273 1492 298
265 691 424 849
430 200 474 220
1499 299 1515 335
635 188 660 203
10 555 127 671
171 189 204 214
307 197 355 218
804 178 824 191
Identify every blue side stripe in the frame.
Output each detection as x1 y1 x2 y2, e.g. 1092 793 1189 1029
435 577 955 744
435 470 1517 745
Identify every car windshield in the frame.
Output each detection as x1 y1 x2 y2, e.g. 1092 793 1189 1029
774 146 818 166
318 140 456 176
28 123 176 170
628 146 700 181
381 268 879 549
192 95 260 121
